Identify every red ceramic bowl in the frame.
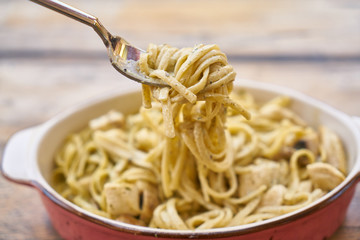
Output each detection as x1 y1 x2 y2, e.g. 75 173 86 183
2 79 360 240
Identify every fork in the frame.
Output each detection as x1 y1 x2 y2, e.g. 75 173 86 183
30 0 168 87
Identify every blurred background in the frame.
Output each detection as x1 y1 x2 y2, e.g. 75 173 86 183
0 0 359 239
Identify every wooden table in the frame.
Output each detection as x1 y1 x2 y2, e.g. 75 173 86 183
1 0 359 239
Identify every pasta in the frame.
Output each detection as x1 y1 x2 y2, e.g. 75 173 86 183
52 44 347 230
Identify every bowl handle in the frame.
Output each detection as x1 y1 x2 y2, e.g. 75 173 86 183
1 126 40 186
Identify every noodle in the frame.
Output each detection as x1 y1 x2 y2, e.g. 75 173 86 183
52 43 347 230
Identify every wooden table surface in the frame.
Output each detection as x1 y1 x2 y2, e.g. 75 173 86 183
1 0 359 239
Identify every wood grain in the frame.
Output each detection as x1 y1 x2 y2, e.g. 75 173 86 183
1 0 359 56
0 0 359 239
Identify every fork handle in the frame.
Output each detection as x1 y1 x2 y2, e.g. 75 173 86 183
30 0 111 47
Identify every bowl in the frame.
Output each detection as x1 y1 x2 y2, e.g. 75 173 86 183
2 79 360 240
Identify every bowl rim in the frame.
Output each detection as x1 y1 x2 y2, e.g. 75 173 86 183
28 79 360 238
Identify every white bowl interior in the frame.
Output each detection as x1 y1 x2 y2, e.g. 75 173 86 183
31 80 360 233
37 89 143 182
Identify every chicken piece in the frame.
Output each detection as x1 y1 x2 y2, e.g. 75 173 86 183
89 110 124 131
104 182 141 216
239 159 289 197
296 132 319 156
104 180 160 224
298 180 312 193
134 128 159 151
319 126 346 174
116 214 146 226
136 181 160 223
307 162 345 191
275 131 319 160
293 130 319 157
278 160 290 184
260 184 287 207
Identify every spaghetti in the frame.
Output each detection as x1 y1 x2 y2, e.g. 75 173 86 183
52 44 347 230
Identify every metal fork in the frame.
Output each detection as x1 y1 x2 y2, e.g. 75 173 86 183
30 0 168 87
